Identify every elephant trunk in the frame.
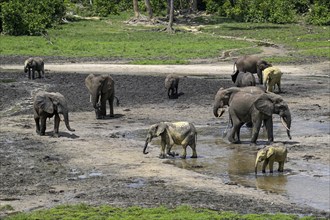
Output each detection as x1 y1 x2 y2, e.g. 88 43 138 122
255 156 260 174
63 111 75 132
143 139 149 154
280 111 291 139
213 104 225 118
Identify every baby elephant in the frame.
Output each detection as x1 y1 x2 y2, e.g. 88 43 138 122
263 66 283 93
255 145 287 174
143 121 197 159
24 57 45 79
165 74 179 99
231 71 256 87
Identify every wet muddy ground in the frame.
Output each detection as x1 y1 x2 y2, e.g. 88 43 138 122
0 60 329 218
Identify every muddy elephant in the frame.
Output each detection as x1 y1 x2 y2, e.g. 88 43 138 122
233 55 272 84
165 74 179 99
232 71 256 87
33 91 75 137
85 74 117 119
263 66 283 93
228 91 291 144
24 57 45 79
143 122 197 159
255 145 288 174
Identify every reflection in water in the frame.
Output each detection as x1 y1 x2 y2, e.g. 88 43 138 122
255 174 288 194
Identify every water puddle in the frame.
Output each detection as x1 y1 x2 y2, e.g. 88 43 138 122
131 119 329 211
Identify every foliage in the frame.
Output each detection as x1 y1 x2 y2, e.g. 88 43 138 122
305 0 330 25
4 204 320 220
0 0 65 36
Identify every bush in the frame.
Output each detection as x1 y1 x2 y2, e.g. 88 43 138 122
1 0 65 36
306 1 330 25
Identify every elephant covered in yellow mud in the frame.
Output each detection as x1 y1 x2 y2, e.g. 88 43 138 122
255 145 288 174
143 122 197 159
263 66 283 93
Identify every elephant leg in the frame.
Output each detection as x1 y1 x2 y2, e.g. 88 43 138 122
277 81 282 93
278 161 284 172
257 69 263 84
100 98 107 117
235 123 244 143
32 69 35 80
53 114 60 137
40 117 47 135
268 161 274 173
166 144 175 157
251 119 262 144
180 144 187 159
262 159 269 173
159 139 167 159
108 97 114 117
189 142 197 158
35 117 40 134
264 118 273 144
37 70 41 78
28 69 31 79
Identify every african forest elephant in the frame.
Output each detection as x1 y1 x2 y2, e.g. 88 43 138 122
33 91 75 137
165 74 179 99
255 145 288 174
232 71 256 87
143 122 197 159
24 57 45 79
85 74 117 119
213 86 265 118
233 55 272 84
263 66 283 93
228 91 291 144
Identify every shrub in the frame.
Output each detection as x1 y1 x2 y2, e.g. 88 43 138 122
306 1 330 25
1 0 66 36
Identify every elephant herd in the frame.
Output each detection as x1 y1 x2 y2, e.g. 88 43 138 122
26 55 289 174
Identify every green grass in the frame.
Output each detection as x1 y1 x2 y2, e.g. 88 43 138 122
0 14 329 64
3 204 322 220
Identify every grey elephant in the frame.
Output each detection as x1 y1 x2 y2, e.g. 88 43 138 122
232 71 256 87
227 91 291 144
233 55 272 84
85 74 118 119
33 91 75 137
165 74 179 99
24 57 45 79
213 86 265 118
143 121 197 159
255 145 288 174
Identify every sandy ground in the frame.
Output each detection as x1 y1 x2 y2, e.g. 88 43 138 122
0 59 329 218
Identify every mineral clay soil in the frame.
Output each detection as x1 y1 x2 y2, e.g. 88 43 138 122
0 57 329 218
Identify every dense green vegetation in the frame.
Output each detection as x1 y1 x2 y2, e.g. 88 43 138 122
3 204 322 220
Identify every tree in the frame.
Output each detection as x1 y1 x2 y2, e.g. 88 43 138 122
133 0 140 18
167 0 174 33
145 0 153 20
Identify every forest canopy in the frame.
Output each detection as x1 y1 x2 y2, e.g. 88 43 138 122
0 0 329 36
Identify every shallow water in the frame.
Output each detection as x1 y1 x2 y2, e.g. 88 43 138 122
133 120 330 211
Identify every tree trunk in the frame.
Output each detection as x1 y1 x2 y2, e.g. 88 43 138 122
191 0 197 12
133 0 140 18
167 0 174 33
144 0 153 20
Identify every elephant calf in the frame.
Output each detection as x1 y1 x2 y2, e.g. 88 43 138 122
165 74 179 99
24 57 44 79
231 71 256 87
255 145 288 174
143 122 197 159
33 91 75 137
263 66 283 93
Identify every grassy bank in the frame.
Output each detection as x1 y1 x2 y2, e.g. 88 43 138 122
0 14 328 64
3 204 321 220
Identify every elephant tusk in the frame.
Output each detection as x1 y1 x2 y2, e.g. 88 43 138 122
218 108 225 118
89 95 92 102
281 117 290 131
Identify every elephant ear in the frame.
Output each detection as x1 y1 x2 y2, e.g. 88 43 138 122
266 147 275 158
101 76 113 94
254 94 274 116
35 94 54 114
156 123 167 136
